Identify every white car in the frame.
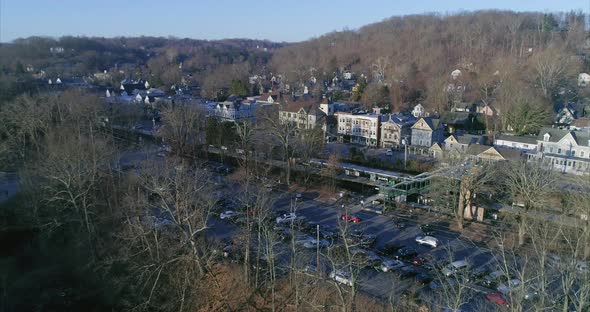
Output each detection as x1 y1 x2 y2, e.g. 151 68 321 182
442 260 469 277
415 235 439 248
276 212 297 224
220 210 242 220
497 279 521 295
380 259 406 272
329 270 353 287
386 149 393 156
303 239 331 249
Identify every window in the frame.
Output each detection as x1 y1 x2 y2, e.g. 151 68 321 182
558 148 562 154
550 147 554 153
582 151 586 157
572 150 576 157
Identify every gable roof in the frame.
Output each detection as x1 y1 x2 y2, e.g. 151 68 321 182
537 127 590 147
280 98 326 117
430 143 443 151
381 113 416 127
466 145 522 161
440 112 470 125
412 117 441 131
456 134 484 145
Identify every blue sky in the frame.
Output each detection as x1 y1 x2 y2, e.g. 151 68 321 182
1 0 588 43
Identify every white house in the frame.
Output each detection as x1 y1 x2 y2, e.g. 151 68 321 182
451 69 462 80
534 127 590 175
579 73 590 87
494 134 538 152
411 103 425 118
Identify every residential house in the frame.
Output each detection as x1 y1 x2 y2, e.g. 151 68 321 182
554 102 587 126
379 114 416 148
534 127 590 175
451 102 474 113
444 134 486 154
257 92 280 104
279 100 327 133
494 134 538 152
214 99 259 122
440 112 472 134
475 102 495 117
411 117 444 147
466 145 522 163
579 73 590 87
570 118 590 131
411 104 426 118
336 113 380 146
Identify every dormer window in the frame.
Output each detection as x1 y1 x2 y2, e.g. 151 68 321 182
543 133 550 142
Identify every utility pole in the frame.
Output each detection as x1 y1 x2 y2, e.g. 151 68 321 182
316 224 320 276
402 137 408 170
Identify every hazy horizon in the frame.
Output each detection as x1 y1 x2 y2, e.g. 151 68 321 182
1 0 589 43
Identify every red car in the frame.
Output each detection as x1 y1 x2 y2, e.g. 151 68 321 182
485 293 510 307
411 256 428 266
341 214 362 223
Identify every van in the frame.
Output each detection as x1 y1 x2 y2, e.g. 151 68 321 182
442 260 469 277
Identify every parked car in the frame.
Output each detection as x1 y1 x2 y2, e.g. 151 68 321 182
415 235 439 248
420 224 435 235
399 266 419 279
361 205 384 214
480 270 507 288
303 239 331 249
294 235 315 246
392 219 406 228
220 210 242 220
469 266 491 281
442 260 469 277
341 214 362 223
380 259 406 272
276 213 297 224
415 272 434 285
358 233 377 248
386 149 393 156
365 250 383 267
295 193 303 201
395 247 418 260
320 227 338 240
329 270 353 287
497 279 521 295
411 256 429 266
376 242 403 256
273 226 293 240
485 293 510 307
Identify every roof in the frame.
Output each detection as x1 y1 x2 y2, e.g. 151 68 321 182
571 117 590 129
456 134 484 145
412 116 441 131
496 134 538 145
466 145 522 161
440 112 471 125
381 113 417 127
280 98 326 117
495 147 523 161
536 127 590 147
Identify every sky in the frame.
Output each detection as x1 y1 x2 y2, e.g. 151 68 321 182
1 0 589 43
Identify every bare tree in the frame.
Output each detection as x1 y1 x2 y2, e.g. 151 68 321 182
503 161 556 246
158 103 206 156
259 109 298 185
